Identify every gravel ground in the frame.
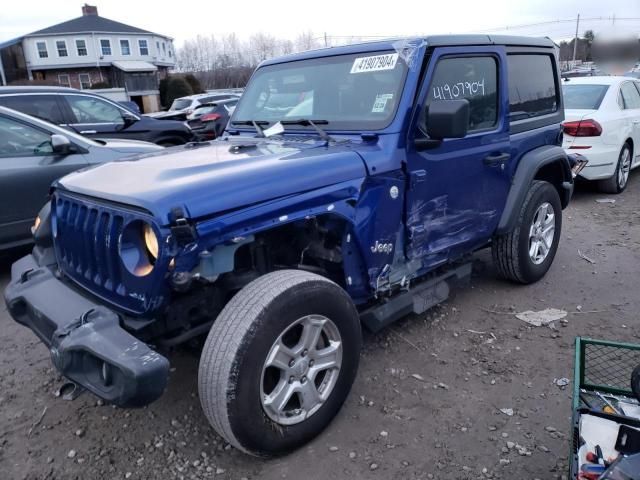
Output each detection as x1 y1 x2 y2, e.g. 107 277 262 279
2 175 640 480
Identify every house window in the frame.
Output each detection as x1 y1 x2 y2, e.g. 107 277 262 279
79 73 91 89
168 46 172 58
162 42 166 55
100 39 111 56
120 39 131 56
36 41 48 59
76 39 87 56
58 74 71 87
156 40 160 52
56 40 68 57
138 39 149 56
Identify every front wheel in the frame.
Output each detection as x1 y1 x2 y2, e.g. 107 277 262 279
198 270 361 456
492 180 562 284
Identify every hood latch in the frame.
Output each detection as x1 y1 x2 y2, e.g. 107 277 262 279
169 207 196 244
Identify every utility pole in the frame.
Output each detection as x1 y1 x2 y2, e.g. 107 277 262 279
572 14 580 62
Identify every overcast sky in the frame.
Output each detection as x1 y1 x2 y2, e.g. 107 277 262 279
1 0 640 46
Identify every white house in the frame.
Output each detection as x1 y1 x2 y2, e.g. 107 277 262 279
0 4 175 112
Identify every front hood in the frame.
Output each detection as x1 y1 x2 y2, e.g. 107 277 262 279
95 138 165 154
57 138 367 224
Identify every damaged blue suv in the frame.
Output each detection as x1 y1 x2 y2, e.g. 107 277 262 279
5 35 574 456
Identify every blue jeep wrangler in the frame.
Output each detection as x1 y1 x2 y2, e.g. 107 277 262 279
5 35 573 456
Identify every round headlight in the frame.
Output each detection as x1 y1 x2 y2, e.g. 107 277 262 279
120 221 159 277
143 223 159 260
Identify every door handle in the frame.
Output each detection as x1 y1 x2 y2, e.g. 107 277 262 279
80 130 97 134
483 152 510 166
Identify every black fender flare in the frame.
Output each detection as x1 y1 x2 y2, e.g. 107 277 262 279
496 145 572 235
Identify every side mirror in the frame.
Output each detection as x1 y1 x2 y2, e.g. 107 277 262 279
122 112 139 128
51 134 72 155
426 99 470 140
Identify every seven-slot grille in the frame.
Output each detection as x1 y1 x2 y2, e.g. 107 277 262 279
53 193 126 298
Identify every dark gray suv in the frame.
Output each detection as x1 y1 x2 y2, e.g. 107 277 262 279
0 87 193 146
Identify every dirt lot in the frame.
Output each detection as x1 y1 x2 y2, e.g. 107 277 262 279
2 175 640 480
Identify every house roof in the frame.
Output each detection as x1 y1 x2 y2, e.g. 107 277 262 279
25 14 169 38
112 60 157 72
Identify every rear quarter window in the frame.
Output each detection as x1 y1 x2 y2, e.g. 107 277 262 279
507 54 559 121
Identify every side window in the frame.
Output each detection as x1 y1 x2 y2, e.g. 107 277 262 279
620 82 640 109
0 95 66 124
65 96 124 124
425 56 498 133
0 115 53 158
507 54 558 121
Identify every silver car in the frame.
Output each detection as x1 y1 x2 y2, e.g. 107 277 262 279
0 106 163 250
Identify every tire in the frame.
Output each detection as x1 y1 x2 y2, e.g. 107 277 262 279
599 143 632 194
198 270 361 456
492 180 562 284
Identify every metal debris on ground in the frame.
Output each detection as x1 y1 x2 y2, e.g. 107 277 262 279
577 249 596 264
515 308 568 327
554 377 570 388
595 198 616 204
499 408 514 416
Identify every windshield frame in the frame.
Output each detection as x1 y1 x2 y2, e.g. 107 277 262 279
230 50 409 133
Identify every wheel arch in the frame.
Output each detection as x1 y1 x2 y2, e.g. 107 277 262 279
497 145 571 235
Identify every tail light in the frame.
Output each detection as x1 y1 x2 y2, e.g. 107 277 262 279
201 113 222 122
562 119 602 137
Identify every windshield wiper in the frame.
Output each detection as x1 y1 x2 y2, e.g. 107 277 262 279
230 120 268 137
280 119 334 143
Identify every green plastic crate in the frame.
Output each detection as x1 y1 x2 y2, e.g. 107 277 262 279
570 337 640 478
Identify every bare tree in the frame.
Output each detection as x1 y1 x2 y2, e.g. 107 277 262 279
176 31 358 89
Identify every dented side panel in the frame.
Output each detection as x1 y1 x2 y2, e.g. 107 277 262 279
404 45 512 266
351 172 405 290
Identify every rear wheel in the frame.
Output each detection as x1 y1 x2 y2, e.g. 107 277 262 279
600 143 631 194
492 180 562 284
198 270 361 456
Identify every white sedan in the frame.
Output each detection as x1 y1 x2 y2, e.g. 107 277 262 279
562 76 640 193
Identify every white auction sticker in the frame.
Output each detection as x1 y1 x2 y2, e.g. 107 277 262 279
350 53 399 74
263 121 284 137
371 94 393 113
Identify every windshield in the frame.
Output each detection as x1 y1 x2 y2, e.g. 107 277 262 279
232 51 408 130
170 99 193 111
563 84 609 109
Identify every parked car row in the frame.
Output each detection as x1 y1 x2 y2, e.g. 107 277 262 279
562 76 640 193
146 92 241 121
0 87 193 146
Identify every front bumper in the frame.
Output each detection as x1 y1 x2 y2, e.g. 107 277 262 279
3 254 169 407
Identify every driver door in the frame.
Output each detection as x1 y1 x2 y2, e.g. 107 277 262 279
405 47 511 268
0 114 87 245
